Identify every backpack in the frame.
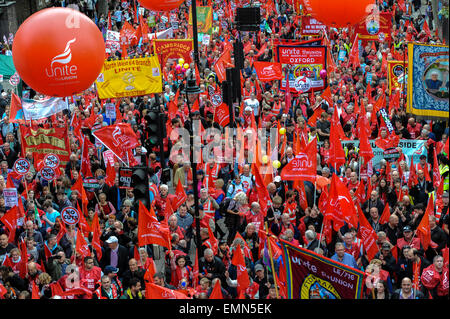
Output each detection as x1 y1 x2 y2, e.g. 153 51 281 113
219 197 232 217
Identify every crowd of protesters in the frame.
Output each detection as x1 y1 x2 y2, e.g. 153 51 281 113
0 0 449 300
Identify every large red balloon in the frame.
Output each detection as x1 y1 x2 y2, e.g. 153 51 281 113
307 0 375 28
138 0 185 12
12 8 105 97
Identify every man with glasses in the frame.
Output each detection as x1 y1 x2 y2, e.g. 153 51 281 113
79 256 102 293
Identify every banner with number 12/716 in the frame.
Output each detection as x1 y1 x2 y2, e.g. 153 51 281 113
276 45 327 95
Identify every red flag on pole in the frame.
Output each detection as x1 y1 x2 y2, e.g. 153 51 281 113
357 205 379 261
209 280 224 299
231 245 250 293
75 228 90 258
145 282 190 299
91 213 103 260
172 180 187 211
138 202 171 249
379 202 391 225
417 194 433 250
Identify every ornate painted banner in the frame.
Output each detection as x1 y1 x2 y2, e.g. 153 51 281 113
407 43 449 118
153 39 193 67
388 60 408 95
281 240 365 299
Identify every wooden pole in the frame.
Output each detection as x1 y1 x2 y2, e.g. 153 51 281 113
265 222 280 299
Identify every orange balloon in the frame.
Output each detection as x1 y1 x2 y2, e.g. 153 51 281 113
308 0 375 28
138 0 184 12
12 8 105 97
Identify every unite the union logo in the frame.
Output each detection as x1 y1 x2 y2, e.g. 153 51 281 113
45 38 78 81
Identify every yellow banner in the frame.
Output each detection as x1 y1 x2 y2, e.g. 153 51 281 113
95 56 162 99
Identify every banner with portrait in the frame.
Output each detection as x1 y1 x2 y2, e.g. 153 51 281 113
95 56 163 99
388 60 408 95
281 241 365 299
276 45 327 95
407 43 449 118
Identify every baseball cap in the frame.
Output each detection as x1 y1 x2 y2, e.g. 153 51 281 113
105 236 119 244
104 265 118 274
443 192 449 198
255 264 264 272
402 226 412 232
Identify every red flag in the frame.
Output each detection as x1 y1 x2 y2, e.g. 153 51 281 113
354 180 366 204
423 19 431 37
253 62 283 82
71 178 88 214
83 107 98 129
0 206 20 235
379 202 391 225
280 137 317 181
417 194 433 250
328 109 346 168
92 123 139 164
326 174 359 230
307 103 323 126
172 180 187 210
433 150 442 189
358 115 374 164
31 281 40 299
145 282 189 299
167 89 179 120
214 44 233 83
0 283 7 298
75 228 90 258
231 245 250 293
114 99 123 123
138 202 171 249
56 219 66 244
18 239 28 279
192 249 199 289
213 103 230 127
251 164 271 217
143 257 157 283
348 35 360 68
105 160 116 187
120 21 137 46
408 158 418 189
209 280 224 299
80 135 93 178
91 213 102 260
357 205 379 261
8 92 24 124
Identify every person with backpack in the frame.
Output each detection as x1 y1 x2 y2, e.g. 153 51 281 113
226 175 245 199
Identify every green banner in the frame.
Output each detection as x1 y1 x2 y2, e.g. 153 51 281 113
189 6 213 35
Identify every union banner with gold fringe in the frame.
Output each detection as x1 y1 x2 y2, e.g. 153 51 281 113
281 240 365 299
95 56 162 99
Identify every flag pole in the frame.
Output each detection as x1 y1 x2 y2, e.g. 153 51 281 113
265 222 279 299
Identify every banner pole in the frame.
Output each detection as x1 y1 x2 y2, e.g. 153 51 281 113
265 222 280 299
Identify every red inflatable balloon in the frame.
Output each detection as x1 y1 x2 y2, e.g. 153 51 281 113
12 8 105 97
307 0 375 28
138 0 185 12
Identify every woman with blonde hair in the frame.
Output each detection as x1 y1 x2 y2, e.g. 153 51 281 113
224 191 248 245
